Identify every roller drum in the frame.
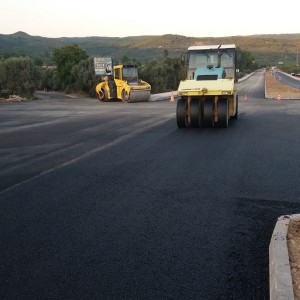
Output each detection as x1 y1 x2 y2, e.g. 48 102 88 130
127 89 151 103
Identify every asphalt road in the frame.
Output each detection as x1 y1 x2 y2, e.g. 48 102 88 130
273 71 300 89
1 71 300 299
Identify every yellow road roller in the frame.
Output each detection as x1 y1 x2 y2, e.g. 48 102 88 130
94 57 151 103
176 44 239 128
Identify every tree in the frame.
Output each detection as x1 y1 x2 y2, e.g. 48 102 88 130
71 57 98 96
237 48 259 75
140 60 165 93
0 57 40 98
139 55 186 93
52 44 88 90
40 67 55 91
121 55 130 64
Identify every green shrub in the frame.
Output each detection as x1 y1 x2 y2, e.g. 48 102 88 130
0 89 10 99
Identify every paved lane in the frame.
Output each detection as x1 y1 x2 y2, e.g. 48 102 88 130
1 78 300 299
274 71 300 90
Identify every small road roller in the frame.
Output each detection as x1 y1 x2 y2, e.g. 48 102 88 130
94 57 151 103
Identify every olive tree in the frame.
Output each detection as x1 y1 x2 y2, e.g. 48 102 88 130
53 44 88 91
139 55 186 93
71 57 98 97
0 57 40 98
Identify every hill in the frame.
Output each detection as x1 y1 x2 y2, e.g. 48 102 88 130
0 31 299 65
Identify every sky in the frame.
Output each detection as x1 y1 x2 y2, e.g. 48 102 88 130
1 0 299 38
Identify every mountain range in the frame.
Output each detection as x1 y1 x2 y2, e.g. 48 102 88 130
1 31 299 66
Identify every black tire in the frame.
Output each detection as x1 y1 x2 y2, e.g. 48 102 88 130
97 88 108 102
176 98 188 128
202 98 214 128
231 95 238 120
216 98 228 128
121 89 130 103
190 99 201 128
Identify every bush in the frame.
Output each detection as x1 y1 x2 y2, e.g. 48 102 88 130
0 89 10 99
0 57 40 99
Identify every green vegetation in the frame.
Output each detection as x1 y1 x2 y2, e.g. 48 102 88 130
237 48 259 77
53 44 88 90
1 31 299 65
280 64 300 74
71 57 98 97
139 53 186 93
0 56 40 98
0 32 299 99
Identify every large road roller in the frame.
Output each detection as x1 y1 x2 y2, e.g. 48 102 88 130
176 44 238 128
94 57 151 103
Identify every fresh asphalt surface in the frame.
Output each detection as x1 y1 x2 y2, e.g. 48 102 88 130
1 71 300 299
273 71 300 89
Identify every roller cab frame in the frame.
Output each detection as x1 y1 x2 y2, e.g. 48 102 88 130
176 44 238 128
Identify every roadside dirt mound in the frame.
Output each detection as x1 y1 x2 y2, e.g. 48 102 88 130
0 95 26 103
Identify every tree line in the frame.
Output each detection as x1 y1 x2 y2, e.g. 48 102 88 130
0 44 260 99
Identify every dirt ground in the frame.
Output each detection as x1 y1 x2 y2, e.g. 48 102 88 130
288 219 300 300
0 95 25 103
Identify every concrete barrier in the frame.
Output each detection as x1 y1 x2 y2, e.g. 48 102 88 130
150 91 178 102
269 214 300 299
